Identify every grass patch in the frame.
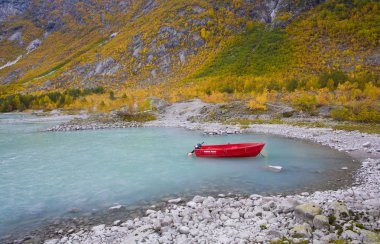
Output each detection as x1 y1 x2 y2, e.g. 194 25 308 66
116 112 156 122
19 37 107 83
228 118 284 126
195 24 294 78
260 224 267 230
332 123 380 134
355 223 366 229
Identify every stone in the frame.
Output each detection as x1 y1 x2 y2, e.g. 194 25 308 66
191 32 205 47
331 201 349 218
179 50 186 63
161 216 172 226
27 39 42 53
295 203 322 221
121 220 134 228
68 208 81 213
363 198 380 208
231 212 240 219
202 208 211 219
92 224 106 236
202 196 215 207
190 229 199 236
186 201 196 208
178 226 190 234
8 31 22 42
113 220 121 226
278 199 299 213
168 198 182 204
108 205 125 211
152 219 161 231
239 231 250 240
360 229 380 243
313 215 330 229
290 224 311 238
193 196 205 203
268 230 283 238
192 5 205 13
342 230 360 241
45 239 59 244
363 142 371 148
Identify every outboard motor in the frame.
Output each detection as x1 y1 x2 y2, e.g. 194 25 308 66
188 142 204 156
195 143 203 149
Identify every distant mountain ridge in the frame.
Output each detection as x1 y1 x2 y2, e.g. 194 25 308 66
0 0 379 96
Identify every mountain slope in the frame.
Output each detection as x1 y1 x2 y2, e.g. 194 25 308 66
0 0 379 112
0 1 340 89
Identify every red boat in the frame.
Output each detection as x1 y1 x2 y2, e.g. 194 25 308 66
193 143 265 158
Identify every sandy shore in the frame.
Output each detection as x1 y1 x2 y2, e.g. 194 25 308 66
9 100 380 243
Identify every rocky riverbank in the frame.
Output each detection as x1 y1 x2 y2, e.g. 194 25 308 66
46 121 142 132
45 115 143 132
43 158 380 243
37 100 380 243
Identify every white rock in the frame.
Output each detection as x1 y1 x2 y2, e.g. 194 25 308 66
313 215 329 229
152 219 161 231
363 198 380 208
278 199 298 213
290 224 311 238
295 203 321 221
113 220 121 226
44 239 59 244
146 209 156 215
92 224 106 236
193 195 205 203
239 231 250 240
108 205 124 211
190 229 199 236
178 226 190 234
186 201 196 208
168 198 182 204
331 201 349 218
231 211 240 219
363 142 371 148
342 230 360 241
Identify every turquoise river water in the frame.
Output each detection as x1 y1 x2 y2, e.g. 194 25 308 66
0 114 356 236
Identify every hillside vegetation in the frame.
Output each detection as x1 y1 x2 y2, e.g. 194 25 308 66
0 0 379 122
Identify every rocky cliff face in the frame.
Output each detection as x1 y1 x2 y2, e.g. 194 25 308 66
0 0 29 21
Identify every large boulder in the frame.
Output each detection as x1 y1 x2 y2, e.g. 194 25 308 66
359 229 380 244
313 215 330 229
342 230 360 242
277 198 299 213
331 201 349 218
295 203 321 222
290 224 312 238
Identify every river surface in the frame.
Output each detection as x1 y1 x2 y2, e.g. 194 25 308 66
0 113 356 236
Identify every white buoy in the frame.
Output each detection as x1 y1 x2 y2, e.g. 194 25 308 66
187 152 193 157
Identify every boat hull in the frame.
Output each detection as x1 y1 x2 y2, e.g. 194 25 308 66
194 143 265 158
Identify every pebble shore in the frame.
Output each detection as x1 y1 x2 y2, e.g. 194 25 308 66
43 100 380 243
46 121 142 132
